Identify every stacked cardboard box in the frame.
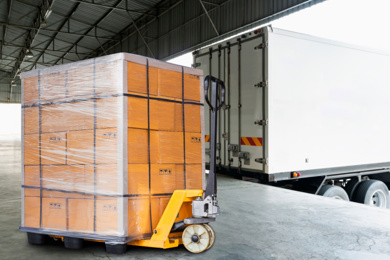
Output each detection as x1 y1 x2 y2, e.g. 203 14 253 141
21 53 204 242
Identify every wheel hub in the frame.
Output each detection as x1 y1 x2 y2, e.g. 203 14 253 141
371 189 386 208
191 235 199 243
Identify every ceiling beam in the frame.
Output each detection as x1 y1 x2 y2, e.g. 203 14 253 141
9 0 55 80
199 0 219 36
70 0 157 17
51 0 123 66
27 2 81 71
50 10 118 35
0 21 119 41
86 0 182 59
1 0 13 59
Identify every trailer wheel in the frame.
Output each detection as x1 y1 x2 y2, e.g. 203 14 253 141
317 185 349 201
353 180 390 208
182 224 211 253
344 178 360 199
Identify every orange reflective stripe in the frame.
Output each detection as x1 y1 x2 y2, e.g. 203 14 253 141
253 138 262 146
240 137 263 146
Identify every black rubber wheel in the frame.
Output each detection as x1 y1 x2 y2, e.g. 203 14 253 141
352 180 390 208
344 178 360 199
317 185 349 201
27 233 46 245
64 237 83 249
105 243 127 254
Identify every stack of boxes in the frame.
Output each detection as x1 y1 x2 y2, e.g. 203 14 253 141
21 53 204 242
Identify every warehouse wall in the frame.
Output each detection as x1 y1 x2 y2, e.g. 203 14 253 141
0 77 21 103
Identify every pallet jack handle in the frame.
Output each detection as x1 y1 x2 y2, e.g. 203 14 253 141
204 75 225 198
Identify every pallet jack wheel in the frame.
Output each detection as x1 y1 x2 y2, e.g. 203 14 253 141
27 232 46 245
203 224 216 250
182 224 211 253
105 243 127 254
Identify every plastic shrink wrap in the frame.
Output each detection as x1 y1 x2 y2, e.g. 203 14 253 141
21 53 205 243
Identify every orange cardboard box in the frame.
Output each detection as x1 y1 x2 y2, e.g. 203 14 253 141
127 62 147 94
149 67 182 99
128 128 149 164
40 71 66 101
24 196 40 228
67 130 94 165
92 164 118 195
95 61 120 94
128 96 148 129
185 133 202 164
185 164 203 190
41 132 67 165
41 100 94 133
184 73 201 102
68 198 94 232
184 104 201 133
24 134 39 165
24 166 40 197
96 97 119 129
96 128 118 164
127 61 201 102
95 198 118 235
41 190 91 199
24 77 38 104
42 165 87 193
150 164 184 194
67 66 94 97
149 100 182 131
41 197 67 230
128 164 149 195
24 133 67 165
128 197 151 238
150 131 184 164
24 107 39 134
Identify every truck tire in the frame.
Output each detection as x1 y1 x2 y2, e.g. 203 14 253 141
352 180 390 208
317 185 349 201
344 178 360 199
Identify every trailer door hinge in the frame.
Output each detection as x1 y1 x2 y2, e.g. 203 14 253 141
254 42 268 50
255 158 268 164
238 152 250 160
238 152 250 165
254 81 267 88
228 144 239 152
192 62 201 68
254 119 268 126
222 133 228 141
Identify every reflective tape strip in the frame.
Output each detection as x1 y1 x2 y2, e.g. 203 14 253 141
240 137 263 146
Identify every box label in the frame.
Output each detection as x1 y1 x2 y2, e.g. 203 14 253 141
191 136 201 143
159 168 172 175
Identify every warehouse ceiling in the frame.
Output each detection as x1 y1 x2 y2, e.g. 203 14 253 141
0 0 325 103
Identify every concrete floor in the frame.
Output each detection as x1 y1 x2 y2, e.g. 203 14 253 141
2 141 390 259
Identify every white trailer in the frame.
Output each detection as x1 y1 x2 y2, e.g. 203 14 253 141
193 26 390 207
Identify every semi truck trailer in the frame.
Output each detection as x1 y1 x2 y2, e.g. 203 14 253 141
193 26 390 208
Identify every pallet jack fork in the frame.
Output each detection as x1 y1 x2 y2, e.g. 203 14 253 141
130 76 225 253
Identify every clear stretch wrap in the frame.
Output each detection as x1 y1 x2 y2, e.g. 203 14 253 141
20 53 205 243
